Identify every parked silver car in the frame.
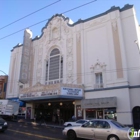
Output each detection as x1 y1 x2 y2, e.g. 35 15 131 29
0 116 8 132
62 119 130 140
64 119 89 127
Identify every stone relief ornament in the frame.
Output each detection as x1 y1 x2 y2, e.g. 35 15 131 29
90 60 106 72
67 56 72 62
67 62 73 71
67 47 72 53
66 36 73 83
63 24 69 34
36 46 43 81
52 28 59 39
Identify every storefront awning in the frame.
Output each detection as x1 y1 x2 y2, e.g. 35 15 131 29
81 97 117 109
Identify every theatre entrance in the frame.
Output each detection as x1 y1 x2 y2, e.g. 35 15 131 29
34 101 74 122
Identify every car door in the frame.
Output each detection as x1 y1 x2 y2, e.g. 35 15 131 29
93 120 112 140
77 121 95 139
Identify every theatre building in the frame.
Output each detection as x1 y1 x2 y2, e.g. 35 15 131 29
6 4 140 127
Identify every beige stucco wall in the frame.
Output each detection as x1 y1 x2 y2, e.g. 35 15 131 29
6 46 22 98
6 5 140 125
121 8 140 86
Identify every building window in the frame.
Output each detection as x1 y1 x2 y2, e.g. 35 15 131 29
95 73 103 88
46 48 63 83
60 57 63 78
46 61 48 81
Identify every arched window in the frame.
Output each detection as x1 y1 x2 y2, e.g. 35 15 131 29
46 48 63 83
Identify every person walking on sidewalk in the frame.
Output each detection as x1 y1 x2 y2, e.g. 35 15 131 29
34 114 36 122
39 112 46 125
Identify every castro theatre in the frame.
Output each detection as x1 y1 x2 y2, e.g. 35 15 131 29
6 4 140 128
19 83 84 122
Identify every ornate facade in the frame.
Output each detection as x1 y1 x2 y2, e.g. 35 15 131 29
6 4 140 127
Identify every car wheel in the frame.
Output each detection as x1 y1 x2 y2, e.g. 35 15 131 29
108 135 119 140
67 124 72 126
67 130 76 140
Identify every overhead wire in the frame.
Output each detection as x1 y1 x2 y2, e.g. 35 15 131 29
0 0 61 30
0 0 97 40
5 66 140 84
1 0 139 84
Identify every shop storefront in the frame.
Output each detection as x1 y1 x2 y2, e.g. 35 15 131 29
81 97 117 120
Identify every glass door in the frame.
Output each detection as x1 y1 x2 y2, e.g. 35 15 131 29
97 110 103 119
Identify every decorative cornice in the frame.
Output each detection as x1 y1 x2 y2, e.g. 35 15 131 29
32 4 133 41
11 4 133 51
11 43 23 52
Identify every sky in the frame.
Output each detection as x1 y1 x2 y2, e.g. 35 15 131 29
0 0 140 75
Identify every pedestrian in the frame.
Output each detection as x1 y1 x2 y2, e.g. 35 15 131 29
39 112 44 125
34 114 36 122
52 113 56 123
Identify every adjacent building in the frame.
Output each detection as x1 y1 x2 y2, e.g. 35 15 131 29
0 75 8 99
6 4 140 128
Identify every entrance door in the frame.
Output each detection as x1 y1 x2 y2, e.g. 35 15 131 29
97 110 103 119
26 107 31 119
132 106 140 129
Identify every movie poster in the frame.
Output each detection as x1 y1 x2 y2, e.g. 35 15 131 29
76 105 83 119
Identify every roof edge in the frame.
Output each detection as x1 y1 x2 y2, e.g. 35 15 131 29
32 4 133 41
11 43 23 52
11 4 134 51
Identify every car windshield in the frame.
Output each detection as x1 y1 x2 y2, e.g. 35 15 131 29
82 121 92 127
111 120 126 128
76 120 87 124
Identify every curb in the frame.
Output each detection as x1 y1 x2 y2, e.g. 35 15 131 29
18 121 64 129
31 122 64 129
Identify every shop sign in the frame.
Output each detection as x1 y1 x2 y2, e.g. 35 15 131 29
61 87 83 96
19 90 59 99
81 97 117 108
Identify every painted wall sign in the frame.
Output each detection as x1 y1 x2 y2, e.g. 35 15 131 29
19 90 59 99
81 97 117 108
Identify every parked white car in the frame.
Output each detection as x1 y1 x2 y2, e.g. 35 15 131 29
63 119 130 140
63 119 89 127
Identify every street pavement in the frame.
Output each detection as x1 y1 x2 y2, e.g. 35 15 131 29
2 119 140 140
17 118 64 129
0 120 66 140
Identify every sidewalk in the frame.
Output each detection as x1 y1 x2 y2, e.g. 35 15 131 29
17 118 64 129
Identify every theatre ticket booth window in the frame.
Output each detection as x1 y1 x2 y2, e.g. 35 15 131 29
81 97 117 120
